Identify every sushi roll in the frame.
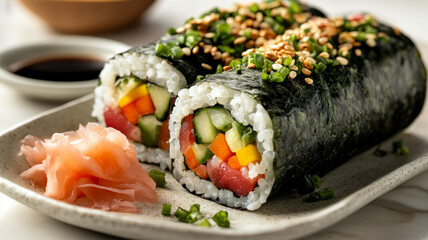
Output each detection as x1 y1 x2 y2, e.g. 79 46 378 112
92 1 324 169
169 14 426 210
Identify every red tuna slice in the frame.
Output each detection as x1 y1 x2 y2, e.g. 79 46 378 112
207 156 261 197
104 106 141 142
179 115 196 154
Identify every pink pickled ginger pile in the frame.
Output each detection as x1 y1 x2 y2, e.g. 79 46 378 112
20 122 157 213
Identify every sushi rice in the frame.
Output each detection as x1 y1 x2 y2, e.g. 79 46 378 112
170 81 275 210
92 51 186 170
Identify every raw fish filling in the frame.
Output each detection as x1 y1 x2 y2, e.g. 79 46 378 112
179 106 264 197
104 75 172 149
20 123 158 213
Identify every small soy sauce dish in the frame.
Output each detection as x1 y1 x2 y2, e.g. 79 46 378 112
0 36 130 101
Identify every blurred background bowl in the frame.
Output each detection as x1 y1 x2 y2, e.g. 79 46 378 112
17 0 156 34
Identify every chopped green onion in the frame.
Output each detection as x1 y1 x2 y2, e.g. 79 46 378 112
216 23 231 37
314 62 327 74
187 211 201 223
167 28 177 35
288 0 301 14
248 52 256 65
250 3 259 13
189 203 201 213
212 210 230 228
155 44 170 58
374 145 387 157
185 35 201 49
271 66 290 82
392 140 409 155
243 29 252 39
255 53 265 69
177 35 186 45
149 169 166 188
262 68 270 81
283 56 292 66
311 175 322 189
296 174 316 195
174 207 190 222
170 46 184 60
308 187 335 202
196 75 205 82
198 218 212 227
215 64 223 74
162 204 172 216
184 17 194 24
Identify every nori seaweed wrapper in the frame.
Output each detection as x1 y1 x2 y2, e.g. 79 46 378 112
200 23 426 196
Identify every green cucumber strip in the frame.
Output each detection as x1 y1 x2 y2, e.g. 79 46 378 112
192 143 213 164
147 83 172 121
207 106 234 132
225 125 246 152
233 121 256 145
137 115 162 147
193 109 219 144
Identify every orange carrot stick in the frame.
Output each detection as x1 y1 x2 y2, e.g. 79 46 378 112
208 133 233 161
121 102 139 124
227 155 241 169
135 95 155 116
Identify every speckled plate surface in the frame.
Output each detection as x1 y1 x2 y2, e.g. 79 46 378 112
1 94 428 240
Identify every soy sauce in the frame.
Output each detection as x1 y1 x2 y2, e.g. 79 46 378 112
12 56 105 82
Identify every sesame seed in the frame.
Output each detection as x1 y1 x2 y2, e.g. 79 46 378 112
355 49 362 56
201 63 212 70
393 27 401 35
319 52 330 59
210 46 218 55
175 27 185 34
289 71 297 79
192 45 199 55
318 37 328 45
366 38 376 47
223 66 231 71
182 47 191 56
203 45 213 54
204 32 215 38
302 68 312 76
290 65 298 71
305 78 313 85
336 56 348 65
199 42 205 47
248 63 256 69
272 63 282 71
213 51 222 60
275 58 283 64
234 36 247 45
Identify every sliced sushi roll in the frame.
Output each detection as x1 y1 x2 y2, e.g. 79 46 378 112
92 1 325 170
169 14 426 210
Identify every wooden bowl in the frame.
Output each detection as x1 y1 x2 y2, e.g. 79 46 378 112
18 0 156 34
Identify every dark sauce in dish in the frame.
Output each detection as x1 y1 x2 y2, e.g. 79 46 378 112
11 56 105 82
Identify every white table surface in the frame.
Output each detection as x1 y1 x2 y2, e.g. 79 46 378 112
1 0 428 239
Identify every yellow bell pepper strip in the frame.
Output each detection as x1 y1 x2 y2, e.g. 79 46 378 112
118 84 149 108
236 144 261 167
208 133 233 161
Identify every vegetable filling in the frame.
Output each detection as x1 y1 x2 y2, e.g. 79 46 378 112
179 105 264 196
104 75 172 149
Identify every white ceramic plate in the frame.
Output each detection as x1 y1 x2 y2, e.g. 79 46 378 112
1 94 428 240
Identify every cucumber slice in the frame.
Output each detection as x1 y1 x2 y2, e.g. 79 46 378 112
116 76 142 100
193 109 219 144
225 122 257 152
207 106 234 132
147 83 172 121
225 126 245 152
192 143 213 164
137 115 162 147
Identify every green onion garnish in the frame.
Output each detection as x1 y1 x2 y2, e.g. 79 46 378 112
215 64 224 74
187 211 202 223
170 46 184 60
199 218 212 227
288 1 301 14
149 169 166 188
212 210 230 228
167 28 177 35
216 23 231 37
392 140 409 155
255 53 265 69
162 204 172 216
155 43 171 58
174 207 190 222
243 29 252 39
312 175 322 189
308 187 335 202
189 203 201 213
